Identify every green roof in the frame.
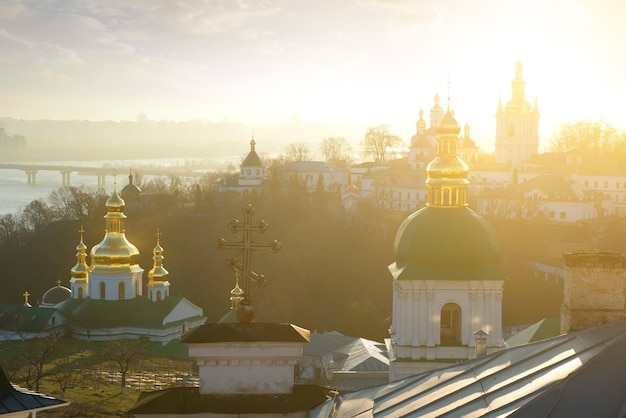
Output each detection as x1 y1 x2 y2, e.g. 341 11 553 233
506 318 561 347
390 206 507 281
56 296 204 329
0 305 58 333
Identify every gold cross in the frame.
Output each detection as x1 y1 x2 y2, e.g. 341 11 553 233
22 291 30 306
215 204 281 302
56 279 62 286
156 228 162 244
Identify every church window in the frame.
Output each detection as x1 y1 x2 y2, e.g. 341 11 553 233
119 282 125 299
100 282 106 299
560 212 566 219
247 169 251 175
256 169 260 175
157 291 162 301
508 124 515 137
440 303 462 345
78 287 83 299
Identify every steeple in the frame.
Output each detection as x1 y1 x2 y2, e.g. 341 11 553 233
148 229 169 284
504 61 531 113
147 229 170 302
416 108 426 136
425 107 469 208
429 93 444 128
230 272 244 310
71 226 89 280
90 175 141 274
70 226 89 299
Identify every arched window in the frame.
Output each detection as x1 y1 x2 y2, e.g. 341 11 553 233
440 302 462 345
119 282 125 299
100 282 106 299
156 291 162 301
78 287 83 299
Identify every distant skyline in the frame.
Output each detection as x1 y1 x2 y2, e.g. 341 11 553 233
2 0 626 151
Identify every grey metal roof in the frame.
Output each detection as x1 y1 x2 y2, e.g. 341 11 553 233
0 367 69 414
305 332 389 373
311 320 626 417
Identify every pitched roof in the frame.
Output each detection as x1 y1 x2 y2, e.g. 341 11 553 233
0 305 59 333
305 332 388 373
0 367 69 414
312 320 626 417
56 296 204 329
182 322 310 344
241 150 263 167
130 384 332 415
506 317 561 347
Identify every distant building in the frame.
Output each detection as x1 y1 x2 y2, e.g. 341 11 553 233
495 61 540 168
216 138 268 194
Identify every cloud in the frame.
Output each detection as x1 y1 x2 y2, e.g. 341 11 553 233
0 27 35 48
0 1 28 20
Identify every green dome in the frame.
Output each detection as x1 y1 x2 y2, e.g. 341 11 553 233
389 206 506 281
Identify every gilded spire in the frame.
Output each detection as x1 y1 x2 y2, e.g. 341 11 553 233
230 272 244 310
90 172 141 273
425 104 470 208
71 225 89 279
148 229 169 285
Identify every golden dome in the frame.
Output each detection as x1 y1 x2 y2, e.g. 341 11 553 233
90 185 141 274
426 110 469 208
148 231 169 284
71 226 89 279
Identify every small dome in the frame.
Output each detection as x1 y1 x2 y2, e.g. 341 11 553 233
436 111 461 135
390 206 506 281
41 285 71 306
105 188 125 213
121 172 142 200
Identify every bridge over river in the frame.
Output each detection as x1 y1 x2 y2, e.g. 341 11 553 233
0 163 213 187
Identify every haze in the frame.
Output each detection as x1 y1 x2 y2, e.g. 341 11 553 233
2 0 626 152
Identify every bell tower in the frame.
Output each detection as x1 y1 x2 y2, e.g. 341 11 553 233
495 61 540 168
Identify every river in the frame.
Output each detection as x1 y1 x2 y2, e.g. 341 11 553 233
0 157 237 215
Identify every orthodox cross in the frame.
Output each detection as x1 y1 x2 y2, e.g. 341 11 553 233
22 291 31 307
215 204 281 304
56 279 62 286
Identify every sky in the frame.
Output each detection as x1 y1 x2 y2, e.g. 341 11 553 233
1 0 626 151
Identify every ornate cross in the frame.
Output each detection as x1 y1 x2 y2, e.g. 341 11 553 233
215 204 281 305
22 291 31 307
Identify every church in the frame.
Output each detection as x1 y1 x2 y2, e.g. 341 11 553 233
53 179 206 343
388 102 507 378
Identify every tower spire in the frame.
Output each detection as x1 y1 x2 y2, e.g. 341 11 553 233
425 108 469 208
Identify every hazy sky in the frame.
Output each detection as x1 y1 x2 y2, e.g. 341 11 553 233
1 0 625 149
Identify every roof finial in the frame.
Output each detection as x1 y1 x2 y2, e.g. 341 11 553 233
23 291 31 308
156 228 161 246
447 75 451 112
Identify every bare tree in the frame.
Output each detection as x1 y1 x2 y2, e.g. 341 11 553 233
103 339 144 393
18 329 63 391
364 125 401 164
286 142 310 162
320 137 352 166
52 355 88 399
550 120 624 158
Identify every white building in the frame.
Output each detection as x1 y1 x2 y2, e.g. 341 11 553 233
495 61 540 168
387 108 506 380
57 183 206 343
